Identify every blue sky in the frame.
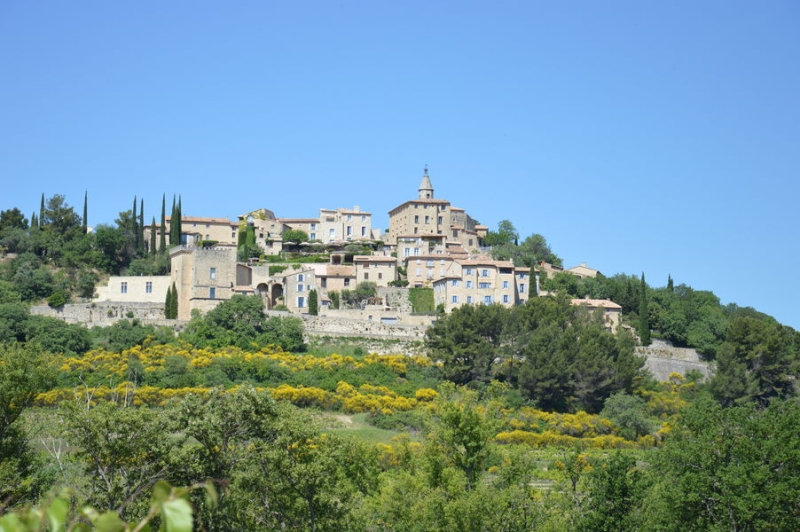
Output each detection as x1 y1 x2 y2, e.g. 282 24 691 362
1 1 798 329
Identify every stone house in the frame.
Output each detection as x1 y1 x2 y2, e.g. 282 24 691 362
432 258 530 313
571 297 622 332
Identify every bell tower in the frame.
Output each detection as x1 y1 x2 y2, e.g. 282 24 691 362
418 165 434 200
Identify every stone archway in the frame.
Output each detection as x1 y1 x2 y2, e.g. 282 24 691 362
256 283 268 306
270 283 284 309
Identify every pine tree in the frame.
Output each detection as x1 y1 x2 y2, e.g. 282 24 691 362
159 194 167 252
150 217 157 256
638 273 651 346
82 190 88 233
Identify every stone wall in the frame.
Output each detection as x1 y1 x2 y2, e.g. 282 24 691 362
31 302 167 326
638 339 712 381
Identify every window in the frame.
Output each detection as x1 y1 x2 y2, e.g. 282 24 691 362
310 223 317 230
120 282 127 294
414 248 420 255
361 215 367 222
438 216 443 224
451 279 459 287
415 268 421 276
479 282 491 289
466 280 473 289
310 233 316 240
210 267 217 280
378 272 383 279
519 284 526 293
298 274 304 282
484 295 493 304
404 248 411 257
426 268 433 279
206 223 210 228
321 278 327 288
503 294 510 304
414 227 418 234
145 282 153 293
465 268 473 276
426 260 434 267
451 295 458 303
232 232 236 239
344 278 351 287
425 216 430 224
297 296 305 308
347 226 353 236
518 273 527 279
502 280 509 289
297 284 304 292
481 269 489 277
467 296 473 304
361 227 366 236
364 273 369 280
414 215 419 223
210 287 216 299
329 228 336 237
441 205 446 211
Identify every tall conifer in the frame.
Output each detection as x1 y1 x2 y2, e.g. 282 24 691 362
139 198 145 252
82 190 88 233
159 194 167 252
132 196 139 250
150 217 157 256
638 273 651 346
39 194 45 226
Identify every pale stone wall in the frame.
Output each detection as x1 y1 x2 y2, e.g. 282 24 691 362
95 275 171 303
638 339 711 381
31 302 166 325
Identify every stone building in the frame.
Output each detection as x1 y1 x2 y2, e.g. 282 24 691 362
95 275 172 303
385 169 486 253
432 258 531 313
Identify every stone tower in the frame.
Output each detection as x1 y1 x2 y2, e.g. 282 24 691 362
418 166 434 200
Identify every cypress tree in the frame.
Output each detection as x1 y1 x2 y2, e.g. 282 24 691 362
139 198 145 252
82 190 88 233
31 212 38 229
308 289 319 316
165 284 173 319
667 274 674 292
150 217 157 256
39 194 45 226
638 273 651 346
169 282 179 319
159 194 167 252
132 196 139 250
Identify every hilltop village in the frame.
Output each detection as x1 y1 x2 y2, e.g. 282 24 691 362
84 170 620 331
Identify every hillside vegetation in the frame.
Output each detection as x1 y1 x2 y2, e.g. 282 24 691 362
1 196 799 531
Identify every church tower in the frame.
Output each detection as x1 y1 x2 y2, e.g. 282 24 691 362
418 165 434 200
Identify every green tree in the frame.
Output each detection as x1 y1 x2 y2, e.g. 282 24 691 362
59 401 184 521
282 229 309 245
483 219 518 247
426 303 508 385
638 273 650 346
578 451 645 532
171 386 278 529
0 208 28 232
82 190 88 233
228 403 378 532
646 399 800 531
600 392 653 440
709 317 796 408
0 344 54 508
160 193 167 252
308 289 319 316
